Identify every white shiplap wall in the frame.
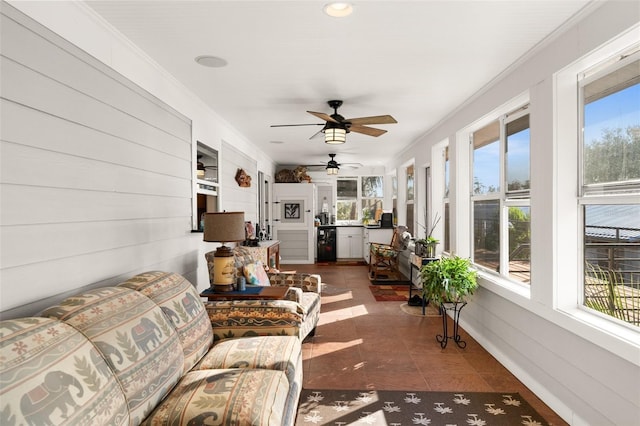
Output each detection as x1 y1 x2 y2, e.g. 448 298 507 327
0 5 194 316
221 141 257 223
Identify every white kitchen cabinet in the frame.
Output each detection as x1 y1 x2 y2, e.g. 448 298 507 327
363 227 394 264
337 226 363 260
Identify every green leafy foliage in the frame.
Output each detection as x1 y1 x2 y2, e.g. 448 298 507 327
420 256 478 306
584 126 640 185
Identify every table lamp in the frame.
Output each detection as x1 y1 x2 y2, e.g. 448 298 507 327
203 212 245 292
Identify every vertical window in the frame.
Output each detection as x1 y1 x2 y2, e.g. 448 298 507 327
580 52 640 326
406 165 415 235
362 176 384 224
471 108 531 284
337 178 358 221
443 147 450 252
392 174 398 226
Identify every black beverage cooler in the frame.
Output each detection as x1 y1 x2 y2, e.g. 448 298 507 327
317 226 337 262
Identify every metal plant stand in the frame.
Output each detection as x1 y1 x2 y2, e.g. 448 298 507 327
436 301 467 349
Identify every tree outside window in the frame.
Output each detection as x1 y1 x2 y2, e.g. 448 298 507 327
361 176 383 224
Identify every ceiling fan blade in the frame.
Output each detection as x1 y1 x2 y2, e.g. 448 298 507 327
307 111 339 123
348 115 397 125
309 128 325 139
349 124 387 137
270 123 324 127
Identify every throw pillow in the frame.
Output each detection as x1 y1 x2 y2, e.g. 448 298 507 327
244 261 270 286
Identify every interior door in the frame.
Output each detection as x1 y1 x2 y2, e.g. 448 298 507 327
273 183 316 263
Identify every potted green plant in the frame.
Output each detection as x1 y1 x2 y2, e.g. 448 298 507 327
415 212 440 258
419 255 478 306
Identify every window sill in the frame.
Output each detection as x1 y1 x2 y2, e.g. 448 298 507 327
477 269 640 365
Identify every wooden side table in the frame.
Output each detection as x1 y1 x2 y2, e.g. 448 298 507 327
199 285 288 301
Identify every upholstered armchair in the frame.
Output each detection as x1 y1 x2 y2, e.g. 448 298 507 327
204 246 321 340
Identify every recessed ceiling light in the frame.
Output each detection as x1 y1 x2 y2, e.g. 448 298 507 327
324 2 353 18
269 141 284 144
195 55 228 68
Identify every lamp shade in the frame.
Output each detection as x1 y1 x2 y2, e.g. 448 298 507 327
325 127 346 144
203 212 245 243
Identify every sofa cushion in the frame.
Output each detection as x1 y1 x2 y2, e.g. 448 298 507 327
41 287 184 424
196 336 301 386
118 271 213 373
0 317 129 426
244 261 271 286
141 368 290 426
196 335 303 425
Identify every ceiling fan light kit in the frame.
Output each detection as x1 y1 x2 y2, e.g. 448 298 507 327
326 153 340 175
325 127 346 144
270 100 396 144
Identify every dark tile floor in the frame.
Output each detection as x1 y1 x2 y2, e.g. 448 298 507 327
286 263 567 426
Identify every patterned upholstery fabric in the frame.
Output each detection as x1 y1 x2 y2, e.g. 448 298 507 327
205 300 303 342
196 335 302 425
196 335 301 390
141 368 290 426
0 317 129 426
205 247 322 340
41 287 184 425
369 226 407 281
118 271 213 373
267 271 321 294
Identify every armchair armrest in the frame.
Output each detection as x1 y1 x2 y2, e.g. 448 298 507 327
267 272 322 294
204 300 304 342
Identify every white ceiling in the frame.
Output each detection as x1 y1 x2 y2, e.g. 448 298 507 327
84 0 593 169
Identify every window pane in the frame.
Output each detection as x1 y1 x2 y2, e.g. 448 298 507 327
407 165 414 201
362 198 383 223
473 121 500 195
406 204 414 235
508 206 531 283
392 175 398 197
444 202 450 252
362 176 383 197
473 200 500 270
506 115 530 192
583 204 640 326
444 146 450 197
583 59 640 187
337 179 357 198
337 200 357 220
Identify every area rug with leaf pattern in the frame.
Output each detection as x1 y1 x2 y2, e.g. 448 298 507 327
295 389 549 425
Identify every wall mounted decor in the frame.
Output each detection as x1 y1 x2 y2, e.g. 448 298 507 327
235 168 252 187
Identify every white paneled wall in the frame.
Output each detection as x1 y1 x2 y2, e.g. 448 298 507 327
221 141 258 223
0 5 194 316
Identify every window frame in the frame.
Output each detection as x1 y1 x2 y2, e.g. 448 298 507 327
577 48 640 329
361 175 384 223
554 25 640 347
470 107 531 286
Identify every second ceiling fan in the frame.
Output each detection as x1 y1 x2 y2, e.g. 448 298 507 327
271 100 397 142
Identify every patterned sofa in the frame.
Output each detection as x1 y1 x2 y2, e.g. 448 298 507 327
205 246 321 341
0 271 302 426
